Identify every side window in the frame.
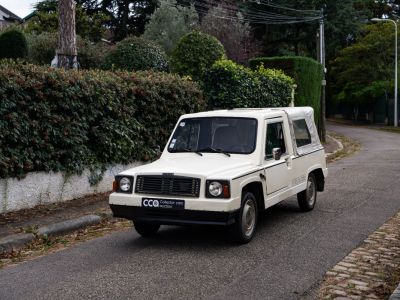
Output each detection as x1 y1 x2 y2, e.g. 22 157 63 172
293 119 312 147
265 122 286 159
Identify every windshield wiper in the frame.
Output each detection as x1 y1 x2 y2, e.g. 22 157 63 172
174 148 203 156
198 147 231 157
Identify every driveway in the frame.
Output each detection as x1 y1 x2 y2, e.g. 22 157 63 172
0 123 399 300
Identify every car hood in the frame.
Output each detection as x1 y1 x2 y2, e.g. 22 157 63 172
120 155 257 179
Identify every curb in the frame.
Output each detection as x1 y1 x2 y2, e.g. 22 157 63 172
325 134 344 158
0 214 103 254
0 233 35 253
390 284 400 300
37 215 102 237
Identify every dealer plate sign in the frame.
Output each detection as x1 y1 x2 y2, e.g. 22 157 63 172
142 198 185 210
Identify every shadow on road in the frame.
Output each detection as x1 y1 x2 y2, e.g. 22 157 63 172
121 197 302 249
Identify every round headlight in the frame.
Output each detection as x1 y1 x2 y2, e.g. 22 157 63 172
209 181 223 197
119 177 131 192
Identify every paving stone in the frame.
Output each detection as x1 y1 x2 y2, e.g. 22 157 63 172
333 265 348 272
339 262 357 268
354 285 370 291
330 289 347 296
327 271 338 276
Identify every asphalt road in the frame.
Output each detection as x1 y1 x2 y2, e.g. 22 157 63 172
1 124 400 300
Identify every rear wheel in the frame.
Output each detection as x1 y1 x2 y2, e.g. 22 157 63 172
297 173 317 212
133 222 160 237
231 192 258 244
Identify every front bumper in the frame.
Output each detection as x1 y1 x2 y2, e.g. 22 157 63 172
110 204 239 226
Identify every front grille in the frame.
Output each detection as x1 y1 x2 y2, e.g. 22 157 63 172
135 175 201 197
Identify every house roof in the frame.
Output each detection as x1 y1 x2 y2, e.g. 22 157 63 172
0 4 22 22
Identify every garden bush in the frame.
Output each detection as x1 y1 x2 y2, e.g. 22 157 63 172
249 56 323 120
0 61 205 179
203 59 294 109
26 32 113 69
170 31 225 81
0 30 28 59
102 37 169 72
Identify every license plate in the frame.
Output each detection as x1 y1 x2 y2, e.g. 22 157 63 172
141 198 185 210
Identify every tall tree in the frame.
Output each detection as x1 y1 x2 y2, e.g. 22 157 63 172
331 23 395 116
26 0 109 42
76 0 158 41
56 0 78 69
143 0 198 54
200 3 260 65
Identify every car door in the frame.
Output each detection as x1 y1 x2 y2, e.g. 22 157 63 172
263 119 292 196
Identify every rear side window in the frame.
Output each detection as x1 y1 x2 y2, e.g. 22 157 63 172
293 119 312 147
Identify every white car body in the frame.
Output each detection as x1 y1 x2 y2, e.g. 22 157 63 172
110 107 327 231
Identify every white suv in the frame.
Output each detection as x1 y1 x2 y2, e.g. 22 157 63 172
109 107 328 243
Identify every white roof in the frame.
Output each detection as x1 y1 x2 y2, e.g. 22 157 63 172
181 107 314 120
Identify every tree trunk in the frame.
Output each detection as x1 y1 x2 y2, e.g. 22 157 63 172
55 0 78 69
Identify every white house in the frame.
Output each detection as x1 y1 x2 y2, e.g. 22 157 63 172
0 5 21 28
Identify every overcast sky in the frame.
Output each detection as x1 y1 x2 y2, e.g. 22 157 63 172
0 0 39 18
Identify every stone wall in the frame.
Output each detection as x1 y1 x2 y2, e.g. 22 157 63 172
0 162 143 214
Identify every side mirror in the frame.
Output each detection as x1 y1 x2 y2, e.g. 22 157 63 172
272 148 282 160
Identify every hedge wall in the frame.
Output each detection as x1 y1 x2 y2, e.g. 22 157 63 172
203 59 294 109
0 61 205 179
249 56 323 121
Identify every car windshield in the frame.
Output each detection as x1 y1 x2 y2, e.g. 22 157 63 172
168 117 257 154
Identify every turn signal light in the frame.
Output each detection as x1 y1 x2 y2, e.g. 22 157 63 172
112 180 118 192
223 184 230 198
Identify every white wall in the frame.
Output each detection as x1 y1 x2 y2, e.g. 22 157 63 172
0 162 144 214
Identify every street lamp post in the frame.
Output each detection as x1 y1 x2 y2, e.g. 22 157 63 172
371 18 398 127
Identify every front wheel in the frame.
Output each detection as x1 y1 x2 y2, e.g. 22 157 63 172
133 222 160 237
297 173 317 212
231 192 258 244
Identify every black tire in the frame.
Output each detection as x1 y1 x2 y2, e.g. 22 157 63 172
231 191 258 244
297 173 317 212
133 222 160 237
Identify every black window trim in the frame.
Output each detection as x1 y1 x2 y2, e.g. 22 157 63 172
167 116 259 155
264 119 288 160
293 118 312 148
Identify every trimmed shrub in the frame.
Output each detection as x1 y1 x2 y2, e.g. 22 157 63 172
26 32 57 65
0 30 28 59
0 61 205 179
26 32 114 69
102 37 169 72
170 31 225 81
249 56 323 120
203 59 294 109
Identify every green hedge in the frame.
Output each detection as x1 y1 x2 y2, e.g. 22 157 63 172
0 61 205 179
0 30 28 60
102 37 169 72
170 31 225 81
203 59 294 109
249 56 323 120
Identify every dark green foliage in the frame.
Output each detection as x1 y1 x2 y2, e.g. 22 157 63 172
0 61 205 179
249 56 323 120
170 31 226 81
0 30 28 59
102 37 169 72
203 60 294 109
26 32 114 69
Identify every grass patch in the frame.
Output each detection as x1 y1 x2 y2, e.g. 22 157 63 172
326 132 362 163
0 217 131 269
377 126 400 134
